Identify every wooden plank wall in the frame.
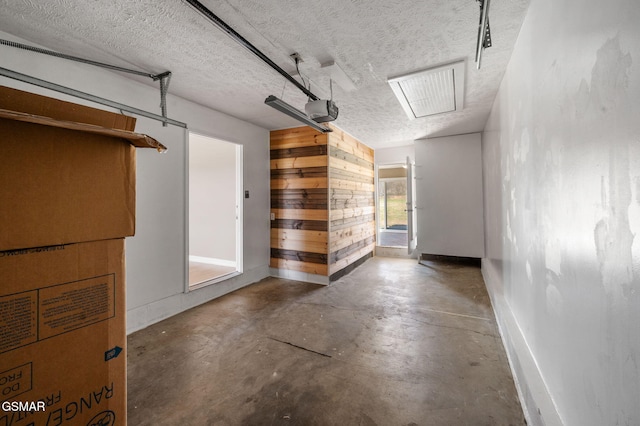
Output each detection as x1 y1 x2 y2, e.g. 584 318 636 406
328 127 376 277
270 127 329 275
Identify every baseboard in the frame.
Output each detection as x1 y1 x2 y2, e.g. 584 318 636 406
127 264 269 334
189 255 236 268
481 259 564 426
420 253 481 267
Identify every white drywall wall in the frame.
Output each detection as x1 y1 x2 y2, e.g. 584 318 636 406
482 0 640 424
374 144 415 165
0 31 270 334
415 133 485 258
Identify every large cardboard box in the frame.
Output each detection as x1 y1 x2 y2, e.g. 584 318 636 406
0 87 166 425
0 239 126 425
0 86 166 251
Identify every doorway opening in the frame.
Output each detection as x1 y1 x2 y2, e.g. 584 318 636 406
376 158 417 256
377 165 408 248
188 132 243 289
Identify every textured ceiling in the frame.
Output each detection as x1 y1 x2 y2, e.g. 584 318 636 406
0 0 529 148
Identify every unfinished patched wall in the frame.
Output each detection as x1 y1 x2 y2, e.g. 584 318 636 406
482 0 640 425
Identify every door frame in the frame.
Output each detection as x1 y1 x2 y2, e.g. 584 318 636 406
406 156 417 254
184 131 243 292
375 163 410 249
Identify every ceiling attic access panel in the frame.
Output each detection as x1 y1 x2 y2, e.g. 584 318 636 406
388 61 466 119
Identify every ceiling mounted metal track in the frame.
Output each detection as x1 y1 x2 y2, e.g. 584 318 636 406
475 0 492 69
183 0 320 101
0 39 167 80
0 38 175 126
0 66 186 128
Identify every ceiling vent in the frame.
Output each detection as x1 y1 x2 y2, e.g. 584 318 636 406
388 60 465 119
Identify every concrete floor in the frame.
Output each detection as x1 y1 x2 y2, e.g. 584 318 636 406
127 257 525 425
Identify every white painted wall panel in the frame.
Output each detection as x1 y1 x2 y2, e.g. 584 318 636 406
415 133 485 258
374 144 415 165
482 0 640 425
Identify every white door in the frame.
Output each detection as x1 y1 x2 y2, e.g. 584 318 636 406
406 156 417 254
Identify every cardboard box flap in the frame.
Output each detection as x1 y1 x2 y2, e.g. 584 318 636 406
0 108 167 152
0 85 137 131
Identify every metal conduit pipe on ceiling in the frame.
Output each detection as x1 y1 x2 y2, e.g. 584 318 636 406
182 0 320 102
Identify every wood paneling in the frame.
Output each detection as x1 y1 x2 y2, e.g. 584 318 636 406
328 127 375 277
330 178 375 192
269 257 329 275
272 200 327 210
271 188 327 199
270 127 328 150
270 125 375 280
329 243 376 275
270 145 327 159
272 208 328 221
330 235 376 263
271 249 327 264
329 156 375 178
271 188 328 209
327 126 374 163
330 147 374 169
330 206 375 221
271 228 328 243
272 219 328 231
270 127 329 274
330 198 375 210
331 168 375 184
330 213 375 231
270 238 327 254
271 155 327 170
271 177 327 189
329 222 376 252
271 166 327 179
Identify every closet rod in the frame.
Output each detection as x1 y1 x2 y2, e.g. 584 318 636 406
0 67 187 128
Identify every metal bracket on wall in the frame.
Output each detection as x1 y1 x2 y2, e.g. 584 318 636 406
0 38 180 127
153 71 172 127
